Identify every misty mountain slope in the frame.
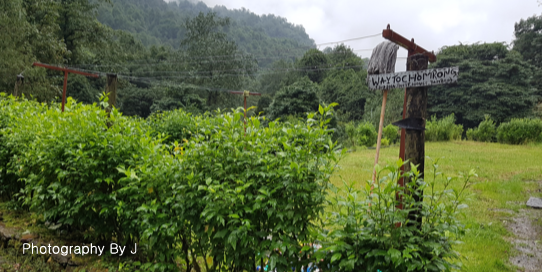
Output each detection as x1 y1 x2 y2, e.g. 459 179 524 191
96 0 315 66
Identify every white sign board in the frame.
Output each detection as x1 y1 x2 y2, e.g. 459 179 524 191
367 66 459 90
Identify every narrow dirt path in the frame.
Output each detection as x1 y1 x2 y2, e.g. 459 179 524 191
507 208 542 272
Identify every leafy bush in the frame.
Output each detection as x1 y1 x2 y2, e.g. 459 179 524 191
118 105 341 271
467 115 496 142
425 114 463 141
382 124 399 144
3 95 161 243
381 138 390 146
344 122 357 148
466 128 476 141
315 159 475 271
496 118 542 144
0 95 46 201
357 122 377 147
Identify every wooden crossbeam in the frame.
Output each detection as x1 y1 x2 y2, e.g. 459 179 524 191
382 24 437 63
33 62 99 112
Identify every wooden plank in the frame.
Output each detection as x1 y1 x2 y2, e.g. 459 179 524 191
367 66 458 90
32 62 99 78
382 25 437 63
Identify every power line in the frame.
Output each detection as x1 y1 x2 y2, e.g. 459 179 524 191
317 33 381 47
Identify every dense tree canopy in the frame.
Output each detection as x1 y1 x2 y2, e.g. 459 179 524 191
514 14 542 69
96 0 314 67
428 43 538 128
266 77 320 121
1 0 540 131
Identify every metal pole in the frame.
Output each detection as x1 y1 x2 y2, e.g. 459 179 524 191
62 71 68 112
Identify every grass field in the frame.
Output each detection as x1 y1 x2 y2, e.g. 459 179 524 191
332 141 542 271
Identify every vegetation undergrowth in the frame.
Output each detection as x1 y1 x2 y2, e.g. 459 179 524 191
315 159 475 271
332 141 542 272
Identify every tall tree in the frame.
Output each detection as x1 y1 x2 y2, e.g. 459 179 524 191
179 11 257 109
266 76 320 121
428 43 538 128
297 48 329 84
513 14 542 68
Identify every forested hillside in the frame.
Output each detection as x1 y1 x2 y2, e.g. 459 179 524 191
96 0 315 67
1 0 540 133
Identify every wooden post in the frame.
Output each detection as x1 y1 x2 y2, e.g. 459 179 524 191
62 71 68 112
381 26 436 214
403 53 429 226
14 74 24 97
228 90 262 134
106 74 118 111
372 89 388 182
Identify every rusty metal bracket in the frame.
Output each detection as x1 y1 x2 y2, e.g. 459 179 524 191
392 117 426 131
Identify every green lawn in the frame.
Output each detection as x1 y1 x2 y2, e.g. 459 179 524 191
332 141 542 272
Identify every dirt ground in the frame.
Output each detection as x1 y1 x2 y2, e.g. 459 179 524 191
506 206 542 271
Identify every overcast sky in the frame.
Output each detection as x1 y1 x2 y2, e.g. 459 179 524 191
176 0 541 71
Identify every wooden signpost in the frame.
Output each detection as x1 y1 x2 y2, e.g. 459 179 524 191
368 66 458 90
369 25 458 224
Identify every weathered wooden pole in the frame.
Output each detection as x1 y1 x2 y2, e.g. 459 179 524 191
372 89 388 182
106 74 118 112
404 53 429 225
62 71 68 112
228 90 262 134
381 26 436 212
366 41 399 183
13 74 24 97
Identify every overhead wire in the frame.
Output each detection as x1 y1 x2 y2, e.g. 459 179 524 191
316 33 381 47
21 32 405 94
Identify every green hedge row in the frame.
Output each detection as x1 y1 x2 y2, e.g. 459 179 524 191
0 95 340 271
467 115 542 144
0 94 467 271
425 114 463 142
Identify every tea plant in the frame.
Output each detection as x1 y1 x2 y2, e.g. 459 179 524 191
425 114 463 142
466 114 496 142
314 158 475 271
357 122 377 147
118 104 342 271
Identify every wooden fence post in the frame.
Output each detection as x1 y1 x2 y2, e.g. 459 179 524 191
14 74 24 97
106 74 117 112
404 53 429 225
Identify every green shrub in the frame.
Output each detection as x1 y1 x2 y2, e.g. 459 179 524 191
0 96 342 271
0 94 46 201
466 128 476 141
425 114 463 141
315 159 475 271
4 96 160 243
382 124 399 144
496 118 542 144
357 122 377 147
381 138 390 146
118 104 341 271
344 122 357 147
473 115 496 142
